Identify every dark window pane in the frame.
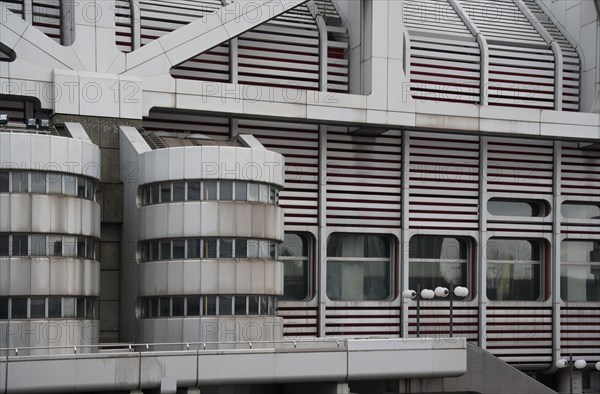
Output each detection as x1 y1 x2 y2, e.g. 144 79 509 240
0 235 8 256
77 176 86 198
187 297 200 316
204 296 217 316
77 237 86 258
219 296 232 315
160 183 171 203
11 298 27 319
150 184 159 204
172 297 184 317
85 298 94 319
30 235 46 256
76 298 85 318
30 298 45 318
173 182 185 202
188 182 201 201
248 296 259 315
187 239 201 259
235 296 247 315
204 239 217 258
149 298 159 318
0 299 8 319
0 172 8 192
235 239 247 258
12 171 28 193
86 180 95 200
31 172 46 193
159 298 170 317
220 239 233 258
260 297 268 315
160 240 171 260
12 235 28 256
173 240 185 259
48 297 61 318
220 181 233 201
48 173 62 194
204 180 217 200
150 241 159 261
327 234 390 258
48 236 62 256
269 186 276 204
235 182 247 201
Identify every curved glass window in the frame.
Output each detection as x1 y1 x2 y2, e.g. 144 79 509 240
561 202 600 220
487 198 547 217
0 170 96 200
139 295 277 318
0 234 99 260
140 238 279 262
326 234 392 301
486 239 543 301
0 297 97 320
139 180 280 206
279 233 312 301
561 240 600 302
409 236 470 299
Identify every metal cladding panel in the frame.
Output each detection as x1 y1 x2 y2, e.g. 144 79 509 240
560 306 600 360
325 305 401 337
326 127 402 228
240 119 319 226
486 306 553 368
409 132 480 231
407 305 479 342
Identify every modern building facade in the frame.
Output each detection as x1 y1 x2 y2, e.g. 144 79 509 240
0 0 599 392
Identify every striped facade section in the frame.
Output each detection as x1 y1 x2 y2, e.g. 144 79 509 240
115 0 133 52
403 0 481 104
487 138 554 196
278 305 318 337
408 132 480 231
239 119 319 227
523 0 581 111
171 43 230 83
0 99 25 123
486 306 553 368
326 128 402 228
408 305 478 342
32 0 61 43
142 109 230 141
560 306 600 360
325 305 401 337
315 0 349 93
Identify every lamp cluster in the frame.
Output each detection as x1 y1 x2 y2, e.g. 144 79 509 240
402 286 469 300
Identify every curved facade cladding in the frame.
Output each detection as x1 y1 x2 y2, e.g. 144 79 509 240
120 127 285 344
0 124 102 354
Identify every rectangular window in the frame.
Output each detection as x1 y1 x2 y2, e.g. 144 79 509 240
48 173 62 194
187 239 201 259
160 240 171 260
76 298 86 318
235 239 247 258
248 296 259 315
31 172 46 193
259 240 270 259
150 184 160 204
64 175 76 196
150 241 159 261
259 184 269 203
0 235 8 256
173 182 185 202
561 240 600 302
11 298 27 319
204 296 217 316
173 240 185 259
12 235 28 256
219 296 232 315
326 234 392 301
248 183 259 202
160 183 171 203
409 236 469 298
86 180 95 201
235 182 247 201
0 299 8 319
0 172 8 192
63 297 76 318
247 240 259 258
204 180 217 200
269 186 277 204
63 236 77 257
279 233 311 301
159 298 170 317
486 239 542 301
220 239 233 258
188 182 201 201
172 297 184 317
187 297 201 316
220 181 233 201
260 296 268 315
30 235 47 256
149 298 159 318
204 239 217 258
85 298 95 319
77 237 86 258
48 297 61 318
11 171 28 193
234 296 247 315
30 298 45 318
77 176 86 198
48 236 62 256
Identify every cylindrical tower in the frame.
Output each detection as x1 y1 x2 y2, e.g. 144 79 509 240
120 128 285 344
0 123 101 354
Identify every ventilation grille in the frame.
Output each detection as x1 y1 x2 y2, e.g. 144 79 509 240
561 307 600 360
409 132 480 231
115 0 133 52
143 109 230 141
486 306 553 369
408 305 478 342
239 119 320 226
326 127 402 228
32 0 61 43
278 305 318 337
325 305 401 336
0 99 26 124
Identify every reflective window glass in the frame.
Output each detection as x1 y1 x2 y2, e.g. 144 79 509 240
220 239 233 258
30 298 45 318
259 184 269 203
219 296 232 316
204 239 217 258
48 297 61 318
11 298 27 319
173 240 185 259
235 182 247 201
63 297 76 318
0 235 8 256
48 173 62 194
150 184 159 204
488 199 545 217
48 236 62 256
30 235 46 256
159 298 170 317
248 183 259 202
204 180 217 200
0 299 8 319
234 296 247 315
173 182 185 202
188 182 201 201
160 183 171 203
11 171 28 193
220 181 233 201
172 297 184 317
235 239 247 258
205 296 217 316
187 239 201 259
187 297 201 316
64 175 76 196
160 240 171 260
31 172 46 193
561 240 600 302
77 176 86 198
12 235 28 256
76 298 85 318
279 233 311 301
562 202 600 220
0 172 8 192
